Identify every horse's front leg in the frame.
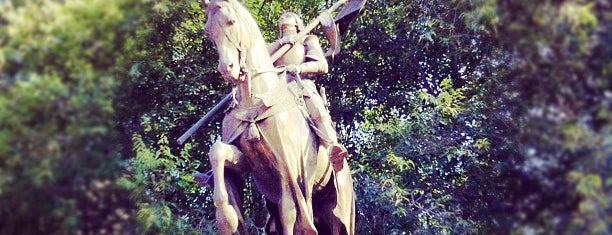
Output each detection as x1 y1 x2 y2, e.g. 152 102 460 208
209 141 248 234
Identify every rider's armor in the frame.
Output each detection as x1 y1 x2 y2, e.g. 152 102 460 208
269 12 348 170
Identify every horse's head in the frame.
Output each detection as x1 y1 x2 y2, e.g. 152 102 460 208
203 0 247 82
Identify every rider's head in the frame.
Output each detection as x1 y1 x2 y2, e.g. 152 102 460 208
278 12 303 35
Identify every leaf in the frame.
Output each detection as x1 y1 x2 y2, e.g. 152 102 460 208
116 177 136 190
474 138 490 151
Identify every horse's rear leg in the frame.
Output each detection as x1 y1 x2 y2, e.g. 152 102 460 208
209 141 247 235
312 157 356 235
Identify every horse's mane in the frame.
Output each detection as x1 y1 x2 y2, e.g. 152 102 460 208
227 0 266 50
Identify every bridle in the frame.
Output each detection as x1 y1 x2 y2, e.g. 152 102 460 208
206 3 249 79
205 0 281 99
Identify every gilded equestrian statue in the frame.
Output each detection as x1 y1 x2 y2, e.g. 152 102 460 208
200 0 355 234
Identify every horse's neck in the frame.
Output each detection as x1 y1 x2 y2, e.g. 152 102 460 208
245 40 274 72
237 39 280 105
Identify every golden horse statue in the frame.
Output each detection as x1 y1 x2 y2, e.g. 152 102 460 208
200 0 355 234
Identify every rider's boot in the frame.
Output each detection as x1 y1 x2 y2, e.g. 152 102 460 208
314 117 348 172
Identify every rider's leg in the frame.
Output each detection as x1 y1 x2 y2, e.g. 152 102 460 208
301 80 348 171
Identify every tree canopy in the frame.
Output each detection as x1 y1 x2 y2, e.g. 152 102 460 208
0 0 610 234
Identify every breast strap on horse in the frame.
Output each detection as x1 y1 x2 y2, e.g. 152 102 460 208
222 80 300 144
222 70 332 146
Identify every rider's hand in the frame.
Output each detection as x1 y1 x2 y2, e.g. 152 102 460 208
278 35 297 45
286 64 301 75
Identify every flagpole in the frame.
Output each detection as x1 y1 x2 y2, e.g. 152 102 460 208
177 94 232 144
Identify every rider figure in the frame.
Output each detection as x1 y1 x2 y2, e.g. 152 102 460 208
268 12 348 171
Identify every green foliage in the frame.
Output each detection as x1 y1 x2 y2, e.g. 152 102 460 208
114 0 224 149
0 0 145 233
464 0 611 233
118 134 211 234
341 0 610 233
354 78 489 234
418 78 466 119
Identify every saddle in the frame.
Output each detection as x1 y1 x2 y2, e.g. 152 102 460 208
221 76 311 144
